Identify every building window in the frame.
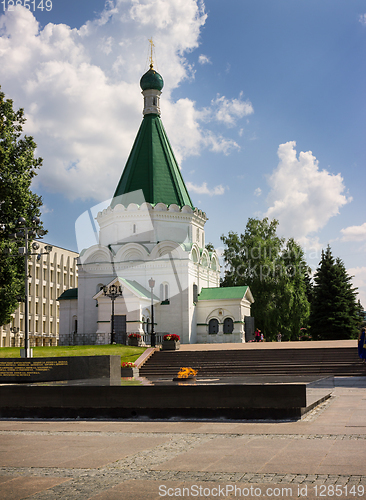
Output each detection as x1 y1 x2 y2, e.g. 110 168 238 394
160 283 169 301
160 283 169 304
223 318 234 334
193 284 198 304
208 318 219 334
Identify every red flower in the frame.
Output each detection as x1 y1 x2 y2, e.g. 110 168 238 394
163 334 180 341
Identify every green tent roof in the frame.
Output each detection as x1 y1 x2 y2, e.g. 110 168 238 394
198 286 249 301
57 288 78 301
112 114 193 208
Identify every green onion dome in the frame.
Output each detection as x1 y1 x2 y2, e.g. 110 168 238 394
140 66 164 91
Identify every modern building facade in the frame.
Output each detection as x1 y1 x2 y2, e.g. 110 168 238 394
0 242 78 347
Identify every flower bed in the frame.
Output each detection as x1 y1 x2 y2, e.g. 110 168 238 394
128 333 142 346
163 334 180 342
121 361 139 377
162 334 180 350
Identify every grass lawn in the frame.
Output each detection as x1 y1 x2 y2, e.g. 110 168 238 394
0 345 146 365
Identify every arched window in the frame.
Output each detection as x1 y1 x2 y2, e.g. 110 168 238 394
209 318 219 334
193 284 198 304
160 283 169 304
223 317 234 334
72 315 78 334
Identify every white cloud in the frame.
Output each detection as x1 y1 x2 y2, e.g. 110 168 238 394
265 141 352 240
186 181 225 196
359 14 366 25
0 2 247 202
341 222 366 241
211 92 254 127
198 54 211 65
254 187 262 197
348 266 366 308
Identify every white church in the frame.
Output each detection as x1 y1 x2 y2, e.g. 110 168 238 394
58 64 254 345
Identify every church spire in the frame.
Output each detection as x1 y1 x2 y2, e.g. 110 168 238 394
111 60 193 209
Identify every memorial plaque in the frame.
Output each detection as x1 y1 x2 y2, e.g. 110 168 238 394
0 355 121 383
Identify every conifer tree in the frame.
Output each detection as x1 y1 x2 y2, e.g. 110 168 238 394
309 245 359 339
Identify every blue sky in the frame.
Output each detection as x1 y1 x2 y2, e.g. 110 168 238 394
0 0 365 304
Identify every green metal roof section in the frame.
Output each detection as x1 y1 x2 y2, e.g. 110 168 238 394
57 288 78 301
198 286 249 301
112 114 194 208
119 278 159 300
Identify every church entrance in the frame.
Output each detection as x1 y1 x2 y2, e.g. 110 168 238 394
244 316 255 342
113 315 127 344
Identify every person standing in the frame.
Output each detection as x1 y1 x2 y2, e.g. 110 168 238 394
358 328 366 363
255 329 260 342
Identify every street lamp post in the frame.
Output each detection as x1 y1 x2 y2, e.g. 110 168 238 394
103 284 123 344
148 278 155 347
1 216 52 358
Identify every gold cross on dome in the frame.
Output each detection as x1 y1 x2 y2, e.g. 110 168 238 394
148 37 155 69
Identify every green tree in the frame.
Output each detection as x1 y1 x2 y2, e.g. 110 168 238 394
0 87 44 327
278 238 311 340
309 246 359 340
356 299 365 329
221 218 310 340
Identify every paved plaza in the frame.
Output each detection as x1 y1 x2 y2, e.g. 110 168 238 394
0 374 366 499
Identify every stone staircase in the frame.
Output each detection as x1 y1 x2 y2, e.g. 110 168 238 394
139 346 366 378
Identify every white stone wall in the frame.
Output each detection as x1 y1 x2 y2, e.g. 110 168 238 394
61 202 222 345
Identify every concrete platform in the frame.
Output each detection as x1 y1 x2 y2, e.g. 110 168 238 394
178 339 358 350
0 375 333 420
0 376 365 499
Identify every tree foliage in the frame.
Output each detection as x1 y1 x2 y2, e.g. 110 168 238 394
221 218 311 340
0 87 43 326
309 246 359 340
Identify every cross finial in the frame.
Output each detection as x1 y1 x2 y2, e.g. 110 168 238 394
148 37 154 69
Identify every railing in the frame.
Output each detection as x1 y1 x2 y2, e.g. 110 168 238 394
139 333 165 346
58 331 170 347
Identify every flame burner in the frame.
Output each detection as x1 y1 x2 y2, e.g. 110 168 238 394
173 367 198 382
